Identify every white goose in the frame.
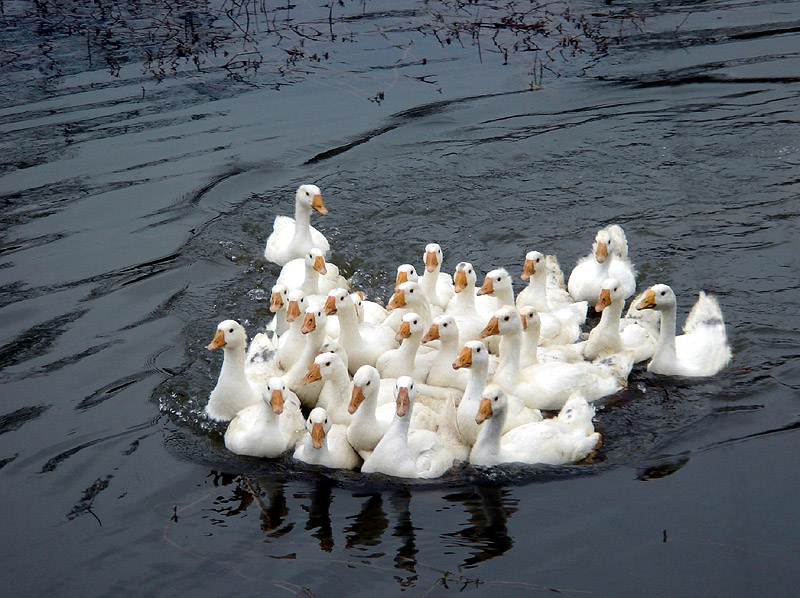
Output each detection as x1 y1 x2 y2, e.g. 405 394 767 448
277 247 350 297
351 290 387 325
423 315 468 391
205 320 261 421
376 312 435 381
516 250 587 345
273 289 309 370
293 407 361 470
361 377 454 479
516 251 574 310
584 278 657 363
517 306 586 366
324 288 397 374
481 307 631 411
452 341 542 446
420 243 455 310
264 184 330 266
302 351 353 426
282 304 330 408
568 225 636 304
636 284 731 377
394 263 419 290
445 261 495 342
384 280 440 332
224 377 305 457
469 387 602 467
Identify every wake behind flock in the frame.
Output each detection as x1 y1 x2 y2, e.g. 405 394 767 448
200 184 732 479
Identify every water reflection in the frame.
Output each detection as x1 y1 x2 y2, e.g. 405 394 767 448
206 471 519 575
442 486 517 568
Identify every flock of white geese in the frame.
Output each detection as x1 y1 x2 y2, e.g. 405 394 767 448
204 184 732 478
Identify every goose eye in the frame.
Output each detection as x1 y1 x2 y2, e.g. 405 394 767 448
476 347 481 353
325 361 330 367
443 323 448 327
660 290 666 296
496 277 501 282
366 380 370 386
494 397 498 402
413 320 418 325
468 269 473 274
409 288 414 293
325 418 328 424
229 328 234 333
503 316 510 321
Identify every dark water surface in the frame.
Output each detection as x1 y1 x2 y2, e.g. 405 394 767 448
1 1 799 596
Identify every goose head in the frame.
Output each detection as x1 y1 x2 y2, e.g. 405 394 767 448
269 283 289 313
349 365 380 414
351 291 365 321
296 184 327 215
387 281 425 311
521 251 545 281
301 304 327 334
396 312 424 344
477 268 512 297
424 243 444 273
306 407 331 449
395 264 419 291
263 377 287 414
636 283 676 312
453 261 477 293
317 340 349 371
285 290 308 323
303 247 328 275
596 278 623 312
518 306 542 335
475 385 507 425
479 306 521 339
592 229 615 264
453 340 489 370
323 287 352 316
423 314 458 344
394 376 418 418
302 351 340 386
207 320 247 351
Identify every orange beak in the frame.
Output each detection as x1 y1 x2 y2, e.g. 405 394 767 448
520 313 528 329
395 386 410 418
395 320 412 344
301 312 316 334
270 389 284 414
595 242 608 263
425 251 438 273
394 270 409 291
452 345 472 369
269 291 284 313
286 301 301 323
453 270 467 293
475 397 493 424
313 254 327 275
596 288 612 313
636 289 657 310
311 194 328 215
301 362 322 386
324 294 337 315
349 385 365 415
387 290 405 311
477 277 494 296
521 258 536 281
207 329 226 350
422 323 439 344
311 422 325 449
479 316 500 338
